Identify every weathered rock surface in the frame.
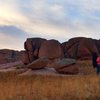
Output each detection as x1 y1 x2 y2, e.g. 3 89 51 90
27 57 49 69
21 51 30 65
62 37 100 59
39 39 64 59
0 49 22 64
47 58 78 74
47 58 76 69
22 37 100 74
23 38 64 64
56 64 79 74
24 38 46 63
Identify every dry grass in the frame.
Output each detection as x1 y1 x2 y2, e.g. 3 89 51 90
0 60 100 100
77 60 96 75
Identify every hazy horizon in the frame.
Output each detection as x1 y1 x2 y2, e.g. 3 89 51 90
0 0 100 50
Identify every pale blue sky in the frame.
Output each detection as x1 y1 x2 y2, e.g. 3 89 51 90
0 0 100 50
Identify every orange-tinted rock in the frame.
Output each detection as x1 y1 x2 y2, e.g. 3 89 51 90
27 57 49 69
0 58 8 64
62 37 99 59
39 39 64 59
56 64 79 74
77 38 98 59
47 58 76 69
24 38 46 63
47 58 78 74
25 38 46 52
21 51 30 65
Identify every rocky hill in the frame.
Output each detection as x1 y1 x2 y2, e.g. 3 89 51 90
21 37 100 74
22 38 78 74
62 37 100 59
1 37 100 65
23 37 100 64
0 49 23 64
1 37 100 74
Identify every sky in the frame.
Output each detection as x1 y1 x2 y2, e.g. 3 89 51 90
0 0 100 50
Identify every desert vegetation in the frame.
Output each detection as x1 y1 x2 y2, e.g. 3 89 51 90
0 60 99 100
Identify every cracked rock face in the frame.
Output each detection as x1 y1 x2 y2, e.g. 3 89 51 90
0 49 22 64
47 58 78 74
27 57 49 69
21 37 100 74
22 38 64 64
39 39 64 60
23 38 77 74
23 38 46 63
47 58 76 69
55 64 79 74
62 37 100 60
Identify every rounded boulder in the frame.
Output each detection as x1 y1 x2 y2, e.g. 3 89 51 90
39 40 64 59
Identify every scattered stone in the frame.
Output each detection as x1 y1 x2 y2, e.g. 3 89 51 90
24 38 46 63
47 58 76 69
56 64 79 74
27 57 49 69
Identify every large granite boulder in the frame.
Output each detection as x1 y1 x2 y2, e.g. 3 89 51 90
62 37 99 59
24 38 46 63
21 51 30 65
56 64 79 74
47 58 78 74
47 58 76 69
39 39 64 60
94 40 100 53
27 57 49 69
22 37 100 74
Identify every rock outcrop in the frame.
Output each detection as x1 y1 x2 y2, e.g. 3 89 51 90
27 57 49 69
22 37 100 74
56 64 79 74
47 58 78 74
0 49 22 64
62 37 100 59
23 38 46 63
23 38 79 74
47 58 76 69
39 39 64 60
21 51 30 65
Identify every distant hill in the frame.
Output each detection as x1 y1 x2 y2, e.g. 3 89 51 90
0 49 24 64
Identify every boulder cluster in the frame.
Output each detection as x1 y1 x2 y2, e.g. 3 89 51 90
0 37 100 74
22 37 100 74
22 38 77 74
62 37 100 59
